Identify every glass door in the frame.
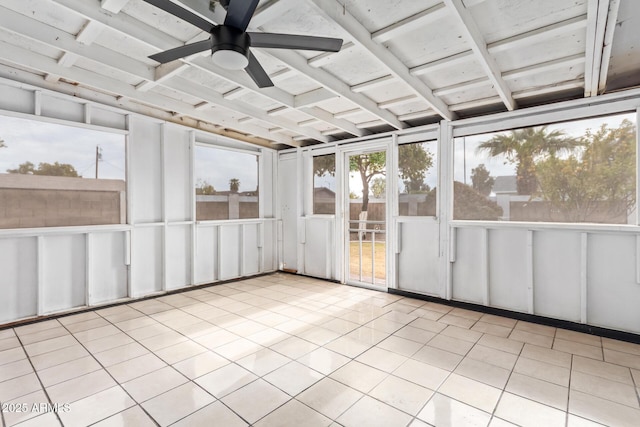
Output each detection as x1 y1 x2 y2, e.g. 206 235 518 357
345 150 388 288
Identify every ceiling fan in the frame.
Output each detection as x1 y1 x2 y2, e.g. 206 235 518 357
143 0 344 88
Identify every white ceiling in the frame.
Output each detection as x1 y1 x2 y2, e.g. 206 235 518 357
0 0 638 148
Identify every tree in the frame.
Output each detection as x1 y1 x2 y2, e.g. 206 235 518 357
0 138 5 148
371 177 386 199
229 178 240 192
195 179 216 195
453 182 503 220
349 152 386 213
477 126 581 195
399 144 434 193
471 164 495 196
7 161 79 177
535 119 636 222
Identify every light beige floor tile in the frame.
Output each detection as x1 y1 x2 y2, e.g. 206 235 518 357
603 348 640 370
324 335 371 358
172 351 230 379
572 355 633 384
94 342 149 367
0 373 41 402
222 379 290 425
0 359 32 382
142 382 215 427
477 334 523 355
122 366 188 403
329 361 387 393
555 329 602 347
566 414 607 426
23 335 77 357
438 314 476 329
440 373 502 413
253 399 330 427
495 392 566 427
393 358 449 390
38 355 102 387
632 368 640 384
215 338 263 360
418 393 491 427
602 338 640 356
322 318 360 335
0 337 20 352
99 309 145 324
364 318 405 334
570 370 639 408
569 389 640 427
263 361 323 396
479 314 517 328
369 375 434 415
454 357 511 389
412 345 463 371
471 321 513 338
74 325 122 343
337 395 412 427
14 320 60 337
153 340 207 365
513 356 570 386
193 329 241 350
114 317 158 332
0 347 25 366
380 310 419 324
64 317 109 333
125 323 172 342
246 328 291 347
171 401 248 427
514 321 556 337
298 347 350 376
195 363 258 398
411 308 446 321
82 333 134 354
506 372 568 410
137 330 188 352
296 327 341 346
106 353 166 383
297 377 363 420
355 347 407 373
270 336 319 359
0 330 15 340
509 329 554 348
410 318 448 334
442 325 483 343
12 412 61 427
345 326 389 345
237 348 291 376
449 308 483 320
46 369 116 404
59 386 136 427
92 405 156 427
392 325 436 344
2 389 50 426
428 334 474 356
520 343 571 368
30 344 88 371
554 338 603 360
488 418 519 427
467 344 518 370
375 335 423 357
227 319 270 336
422 302 452 314
171 321 219 339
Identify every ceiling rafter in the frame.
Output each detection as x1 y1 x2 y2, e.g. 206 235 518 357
598 0 620 93
585 0 618 97
371 3 448 43
0 39 298 146
442 0 516 111
307 0 455 121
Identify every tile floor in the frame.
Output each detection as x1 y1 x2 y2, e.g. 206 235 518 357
1 273 640 426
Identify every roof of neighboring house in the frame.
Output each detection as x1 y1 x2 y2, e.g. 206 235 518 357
492 176 518 194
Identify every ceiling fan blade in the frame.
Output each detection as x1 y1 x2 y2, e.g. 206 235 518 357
143 0 215 32
224 0 259 31
245 52 273 88
248 33 343 52
149 39 211 63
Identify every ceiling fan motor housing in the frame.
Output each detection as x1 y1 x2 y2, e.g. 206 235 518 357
211 25 250 59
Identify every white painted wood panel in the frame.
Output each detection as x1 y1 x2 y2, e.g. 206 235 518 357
304 217 333 279
219 224 241 280
452 227 486 304
242 223 260 276
0 84 34 114
166 225 191 290
0 237 37 322
164 126 192 222
488 228 529 312
41 94 84 122
194 225 216 284
278 156 298 271
90 231 128 304
397 219 441 296
42 235 86 313
131 226 163 297
129 117 162 223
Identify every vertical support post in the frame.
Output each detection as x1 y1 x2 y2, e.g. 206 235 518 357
526 230 534 314
189 131 196 285
372 229 376 284
84 103 92 124
481 228 490 306
36 235 44 316
34 90 42 116
86 233 92 307
160 124 167 292
580 232 588 323
439 121 453 300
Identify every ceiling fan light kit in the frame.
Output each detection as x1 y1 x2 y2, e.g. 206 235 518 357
144 0 343 88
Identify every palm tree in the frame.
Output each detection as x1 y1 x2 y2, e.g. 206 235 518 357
477 126 582 195
229 178 240 193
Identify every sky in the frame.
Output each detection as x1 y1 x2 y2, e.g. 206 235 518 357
195 145 258 192
0 115 125 180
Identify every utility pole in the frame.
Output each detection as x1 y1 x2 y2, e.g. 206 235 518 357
95 145 102 179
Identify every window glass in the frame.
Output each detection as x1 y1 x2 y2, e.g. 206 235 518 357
195 145 259 220
398 141 438 216
453 113 637 223
0 115 126 228
313 154 336 214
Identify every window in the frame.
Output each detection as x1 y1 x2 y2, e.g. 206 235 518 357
0 115 126 229
313 154 336 214
398 141 438 216
194 145 259 220
453 113 637 224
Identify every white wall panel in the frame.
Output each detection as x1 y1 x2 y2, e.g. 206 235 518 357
262 221 277 272
90 232 128 304
131 226 163 296
587 233 640 333
194 225 217 284
452 228 486 304
242 223 260 276
397 220 440 296
262 151 275 217
532 231 581 322
219 224 241 280
164 127 192 222
0 237 37 322
91 108 126 130
0 85 34 114
41 94 84 123
42 235 86 313
304 217 332 279
166 225 191 290
129 117 162 223
488 229 529 312
279 156 298 271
